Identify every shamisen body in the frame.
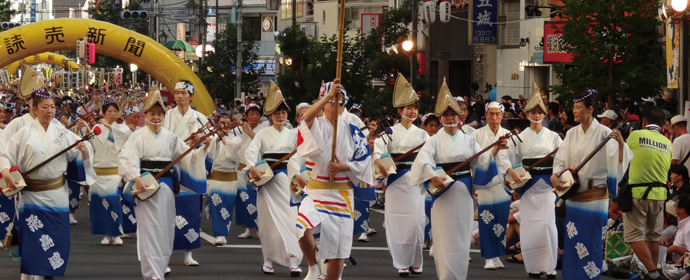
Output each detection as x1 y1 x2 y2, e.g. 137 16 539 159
296 78 373 280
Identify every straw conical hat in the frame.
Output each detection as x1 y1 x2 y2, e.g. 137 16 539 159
143 86 165 112
524 81 546 112
434 77 462 117
18 65 45 100
524 92 547 113
264 80 290 114
530 81 540 97
393 73 419 108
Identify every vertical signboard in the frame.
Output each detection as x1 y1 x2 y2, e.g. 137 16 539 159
469 0 497 44
666 19 680 89
543 21 572 63
361 14 381 36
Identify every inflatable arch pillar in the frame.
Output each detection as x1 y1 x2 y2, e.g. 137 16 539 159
4 52 81 76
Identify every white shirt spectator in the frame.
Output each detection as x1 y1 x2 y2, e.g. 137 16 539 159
672 133 690 172
672 217 690 260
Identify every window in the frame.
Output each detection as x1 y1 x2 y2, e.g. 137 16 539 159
281 0 304 20
244 17 261 41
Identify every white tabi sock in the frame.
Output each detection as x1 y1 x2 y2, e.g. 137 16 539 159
304 264 321 280
20 274 31 280
289 255 300 268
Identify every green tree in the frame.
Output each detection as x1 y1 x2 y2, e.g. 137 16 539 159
276 0 423 119
551 0 665 103
198 22 262 104
0 0 16 21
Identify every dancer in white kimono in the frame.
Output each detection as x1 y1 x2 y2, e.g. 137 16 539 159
297 79 373 280
504 93 561 278
409 78 503 280
551 90 632 280
236 103 268 239
0 88 96 280
374 74 429 276
245 81 303 276
161 81 207 266
119 90 206 280
470 101 513 270
90 99 126 245
204 109 242 246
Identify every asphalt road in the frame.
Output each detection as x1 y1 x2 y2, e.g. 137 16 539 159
1 198 619 280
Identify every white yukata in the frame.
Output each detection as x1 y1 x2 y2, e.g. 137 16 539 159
0 118 96 277
119 126 206 280
90 122 126 237
470 125 513 259
553 119 632 280
163 107 207 251
205 133 242 237
507 127 562 275
296 116 373 260
245 126 303 267
409 129 498 280
236 122 269 228
374 123 429 270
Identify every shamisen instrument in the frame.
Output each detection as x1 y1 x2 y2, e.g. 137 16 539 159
505 148 559 190
131 129 215 201
427 128 521 196
66 106 99 129
1 126 102 197
553 133 614 200
374 141 425 180
248 150 298 187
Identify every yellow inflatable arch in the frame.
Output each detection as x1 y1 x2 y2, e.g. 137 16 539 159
4 52 81 76
0 18 214 115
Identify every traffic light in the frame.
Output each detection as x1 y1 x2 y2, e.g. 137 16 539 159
77 39 85 59
120 10 149 21
0 22 20 30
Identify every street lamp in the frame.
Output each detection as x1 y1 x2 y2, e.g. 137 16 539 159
672 0 688 12
185 0 198 15
402 39 413 52
159 31 168 43
130 64 138 87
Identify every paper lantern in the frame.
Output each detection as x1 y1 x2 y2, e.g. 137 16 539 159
424 0 436 24
439 0 451 23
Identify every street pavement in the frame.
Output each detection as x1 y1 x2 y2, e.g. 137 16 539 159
1 198 619 279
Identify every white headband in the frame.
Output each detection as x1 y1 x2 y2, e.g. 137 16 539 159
175 82 195 95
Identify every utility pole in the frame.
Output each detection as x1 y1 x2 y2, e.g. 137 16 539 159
216 0 219 41
410 0 417 88
236 0 243 100
200 0 206 69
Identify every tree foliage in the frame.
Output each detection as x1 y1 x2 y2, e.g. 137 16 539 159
198 22 262 104
551 0 665 102
276 0 429 118
0 0 16 21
